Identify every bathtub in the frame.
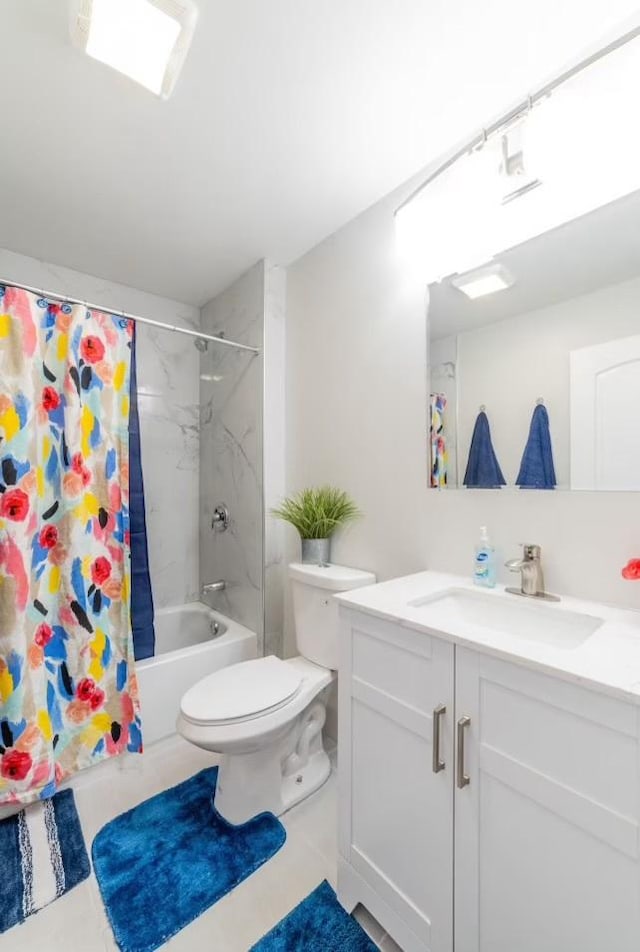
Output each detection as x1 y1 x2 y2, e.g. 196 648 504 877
136 603 257 746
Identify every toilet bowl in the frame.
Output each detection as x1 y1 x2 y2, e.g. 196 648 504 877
177 561 375 824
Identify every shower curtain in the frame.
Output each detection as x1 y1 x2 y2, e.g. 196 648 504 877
129 330 155 660
430 393 448 488
0 284 142 807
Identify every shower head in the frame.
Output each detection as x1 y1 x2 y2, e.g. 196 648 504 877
194 338 208 353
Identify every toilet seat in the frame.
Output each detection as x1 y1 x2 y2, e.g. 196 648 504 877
180 656 303 726
177 656 335 755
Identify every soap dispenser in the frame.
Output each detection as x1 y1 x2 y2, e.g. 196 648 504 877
474 526 496 588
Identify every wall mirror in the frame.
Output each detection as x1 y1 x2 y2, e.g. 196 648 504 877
417 35 640 491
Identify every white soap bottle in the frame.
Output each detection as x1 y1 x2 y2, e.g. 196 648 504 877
474 526 496 588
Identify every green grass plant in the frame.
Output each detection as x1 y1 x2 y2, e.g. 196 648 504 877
271 486 361 539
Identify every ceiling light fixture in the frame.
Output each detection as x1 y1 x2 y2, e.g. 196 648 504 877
71 0 197 98
451 263 515 299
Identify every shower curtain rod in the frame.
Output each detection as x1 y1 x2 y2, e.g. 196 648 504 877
0 277 260 355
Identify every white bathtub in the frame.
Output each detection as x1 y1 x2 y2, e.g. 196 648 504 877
136 603 257 746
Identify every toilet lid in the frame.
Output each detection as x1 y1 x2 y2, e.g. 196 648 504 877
180 656 303 725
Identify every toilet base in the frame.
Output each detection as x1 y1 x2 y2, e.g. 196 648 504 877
282 747 331 814
213 701 331 825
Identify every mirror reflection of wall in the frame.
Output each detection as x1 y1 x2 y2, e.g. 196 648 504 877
427 189 640 491
418 35 640 492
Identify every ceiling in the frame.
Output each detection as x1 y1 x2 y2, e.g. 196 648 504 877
428 188 640 341
0 1 638 305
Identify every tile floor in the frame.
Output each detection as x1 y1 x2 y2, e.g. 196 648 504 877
1 734 401 952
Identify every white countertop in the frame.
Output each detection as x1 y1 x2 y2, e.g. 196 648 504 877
336 571 640 705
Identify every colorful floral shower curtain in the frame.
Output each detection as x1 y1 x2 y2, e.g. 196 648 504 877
430 393 448 488
0 284 142 807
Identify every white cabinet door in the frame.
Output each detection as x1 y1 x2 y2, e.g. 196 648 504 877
454 648 640 952
338 609 455 952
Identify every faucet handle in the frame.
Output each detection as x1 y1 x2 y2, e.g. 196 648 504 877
506 543 541 570
505 557 523 571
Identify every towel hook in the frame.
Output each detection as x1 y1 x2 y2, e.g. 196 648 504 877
479 403 487 412
536 397 545 406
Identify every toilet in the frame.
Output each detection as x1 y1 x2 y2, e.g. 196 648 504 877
177 562 375 824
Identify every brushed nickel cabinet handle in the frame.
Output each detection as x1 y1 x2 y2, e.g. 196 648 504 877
432 704 446 773
457 715 471 789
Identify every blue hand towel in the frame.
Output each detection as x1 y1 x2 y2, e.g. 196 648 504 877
516 403 556 489
463 411 506 488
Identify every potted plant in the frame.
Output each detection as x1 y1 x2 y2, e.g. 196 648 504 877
271 486 361 565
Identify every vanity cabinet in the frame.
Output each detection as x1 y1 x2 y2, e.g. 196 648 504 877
338 607 640 952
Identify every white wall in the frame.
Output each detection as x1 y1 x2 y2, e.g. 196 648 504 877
285 182 640 657
449 274 640 489
0 248 201 611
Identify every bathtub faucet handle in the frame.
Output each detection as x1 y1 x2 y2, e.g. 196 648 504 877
211 504 230 532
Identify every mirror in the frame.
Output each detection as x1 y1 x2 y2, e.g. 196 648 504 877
427 187 640 491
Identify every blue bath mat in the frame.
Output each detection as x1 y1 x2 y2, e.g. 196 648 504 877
251 880 379 951
0 789 90 935
92 766 286 952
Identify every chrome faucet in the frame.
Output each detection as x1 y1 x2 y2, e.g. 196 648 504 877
202 580 226 596
505 544 559 601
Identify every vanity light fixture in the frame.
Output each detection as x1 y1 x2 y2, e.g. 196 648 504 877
396 28 640 284
451 263 515 299
70 0 198 98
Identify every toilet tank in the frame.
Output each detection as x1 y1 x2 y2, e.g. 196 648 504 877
289 562 376 670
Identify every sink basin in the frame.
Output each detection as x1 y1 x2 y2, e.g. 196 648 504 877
407 588 603 650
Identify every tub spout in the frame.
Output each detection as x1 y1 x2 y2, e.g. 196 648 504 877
202 580 225 596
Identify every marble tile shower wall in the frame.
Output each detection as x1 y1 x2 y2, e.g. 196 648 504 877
0 248 201 612
199 262 265 648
